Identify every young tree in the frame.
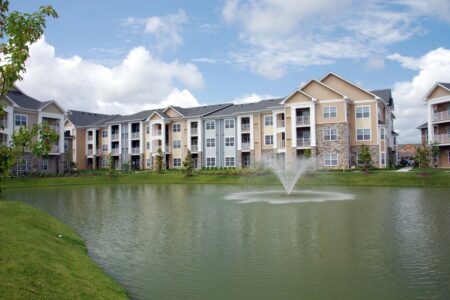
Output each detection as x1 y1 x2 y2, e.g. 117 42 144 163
155 147 164 174
182 150 194 177
415 146 430 168
431 142 440 167
303 149 311 159
359 144 372 173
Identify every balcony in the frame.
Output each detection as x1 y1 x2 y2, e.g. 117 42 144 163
241 124 250 132
87 136 93 142
0 119 7 128
277 120 285 128
296 116 310 126
153 129 162 136
49 145 59 153
191 128 198 135
111 148 120 155
242 142 250 151
131 132 140 139
434 134 450 144
191 145 198 152
87 148 93 155
278 140 286 148
111 133 119 140
433 111 450 123
165 145 171 153
297 137 311 147
131 147 140 154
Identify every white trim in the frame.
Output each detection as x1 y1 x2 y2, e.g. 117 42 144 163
427 95 450 105
38 100 66 114
422 83 450 100
318 99 346 103
356 128 371 141
323 153 339 167
280 89 317 104
322 106 337 119
300 78 348 99
163 105 184 117
319 72 380 100
355 105 371 119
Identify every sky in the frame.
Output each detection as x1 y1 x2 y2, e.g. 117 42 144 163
10 0 450 143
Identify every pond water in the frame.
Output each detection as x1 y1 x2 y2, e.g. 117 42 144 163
4 185 450 300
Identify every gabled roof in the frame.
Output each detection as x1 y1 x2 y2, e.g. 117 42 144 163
416 122 428 129
108 109 155 123
423 82 450 100
205 98 283 118
300 78 348 99
438 82 450 90
280 89 316 104
66 110 119 127
7 87 46 110
320 72 379 99
371 89 394 108
170 103 233 118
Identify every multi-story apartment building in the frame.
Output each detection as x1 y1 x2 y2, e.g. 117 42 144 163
417 82 450 167
1 86 65 174
64 72 397 170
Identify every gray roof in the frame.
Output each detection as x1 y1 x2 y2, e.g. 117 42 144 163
370 89 394 107
7 87 51 110
170 103 233 117
205 98 284 118
108 109 155 123
67 110 119 127
417 122 428 129
438 82 450 90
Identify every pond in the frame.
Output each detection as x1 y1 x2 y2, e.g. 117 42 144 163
4 185 450 300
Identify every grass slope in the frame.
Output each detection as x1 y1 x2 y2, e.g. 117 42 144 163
0 201 128 300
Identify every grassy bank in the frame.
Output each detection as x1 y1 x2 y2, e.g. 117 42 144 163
2 168 449 189
0 201 128 299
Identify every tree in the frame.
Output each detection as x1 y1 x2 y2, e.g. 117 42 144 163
359 144 372 173
108 154 116 177
303 149 311 159
415 145 430 168
431 142 440 167
155 148 164 174
182 150 194 177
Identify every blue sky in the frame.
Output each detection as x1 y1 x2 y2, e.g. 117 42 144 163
11 0 450 143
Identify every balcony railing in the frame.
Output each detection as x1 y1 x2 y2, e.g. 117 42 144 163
297 137 311 147
111 148 120 155
434 134 450 144
131 132 140 139
0 119 7 129
50 145 59 153
191 145 198 152
153 129 162 136
191 128 198 135
433 111 450 122
241 123 250 131
87 136 93 142
111 133 119 140
131 147 140 154
278 140 286 148
87 148 93 155
242 142 250 150
165 145 171 153
277 120 285 128
296 116 310 126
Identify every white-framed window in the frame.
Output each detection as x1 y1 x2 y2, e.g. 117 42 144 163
102 159 108 168
15 114 27 127
146 126 150 134
173 123 181 132
323 127 338 141
102 144 108 152
264 115 273 126
41 159 48 171
225 137 235 147
356 106 370 118
224 119 235 129
381 152 386 165
356 153 364 166
206 157 216 167
173 140 181 149
146 142 150 150
64 139 69 151
324 153 338 166
205 120 215 131
323 106 337 119
206 138 215 147
14 159 28 173
147 158 152 167
265 135 273 145
447 127 450 136
173 158 181 167
102 130 108 138
357 128 371 141
225 157 235 167
380 128 385 140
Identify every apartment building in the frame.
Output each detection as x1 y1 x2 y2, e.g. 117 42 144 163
64 72 397 170
417 82 450 167
1 86 65 174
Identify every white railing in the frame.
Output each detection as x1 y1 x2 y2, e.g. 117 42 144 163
433 111 450 122
111 148 120 155
131 132 140 139
111 133 119 140
87 148 93 155
165 145 171 153
0 119 6 129
434 134 450 144
50 145 59 153
191 128 198 135
296 116 310 126
242 142 250 150
277 120 285 128
131 147 140 154
241 123 250 131
153 129 162 136
191 145 198 152
297 137 311 147
87 136 93 142
278 140 285 148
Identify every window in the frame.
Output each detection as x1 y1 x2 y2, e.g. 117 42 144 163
102 159 108 168
147 158 152 167
102 130 108 138
64 140 69 151
146 126 150 134
225 119 235 129
323 128 338 141
206 157 216 167
380 128 385 140
265 135 273 145
225 157 235 167
264 115 273 126
206 138 215 147
324 153 338 166
206 120 215 130
146 142 150 150
448 151 450 163
173 140 181 149
173 158 181 167
381 152 386 165
173 123 181 132
356 153 364 166
323 106 337 119
357 129 371 141
15 114 27 127
356 106 370 118
41 159 48 171
102 144 108 152
225 137 235 147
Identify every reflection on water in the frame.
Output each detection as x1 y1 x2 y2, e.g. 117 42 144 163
5 185 450 300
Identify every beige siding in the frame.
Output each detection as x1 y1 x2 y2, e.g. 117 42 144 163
301 81 343 100
42 103 64 114
284 92 312 105
348 102 378 146
165 107 182 118
321 74 374 100
428 86 450 100
76 128 87 169
253 113 262 162
315 101 347 124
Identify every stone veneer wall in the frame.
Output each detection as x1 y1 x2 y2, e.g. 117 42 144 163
15 153 64 174
315 123 350 169
350 145 379 167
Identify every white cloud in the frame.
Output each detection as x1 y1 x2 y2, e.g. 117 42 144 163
17 37 204 115
232 93 278 104
389 47 450 143
222 0 441 79
123 10 188 51
399 0 450 22
191 57 218 63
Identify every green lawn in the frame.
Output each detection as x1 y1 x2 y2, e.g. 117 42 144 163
0 201 128 300
2 168 449 189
